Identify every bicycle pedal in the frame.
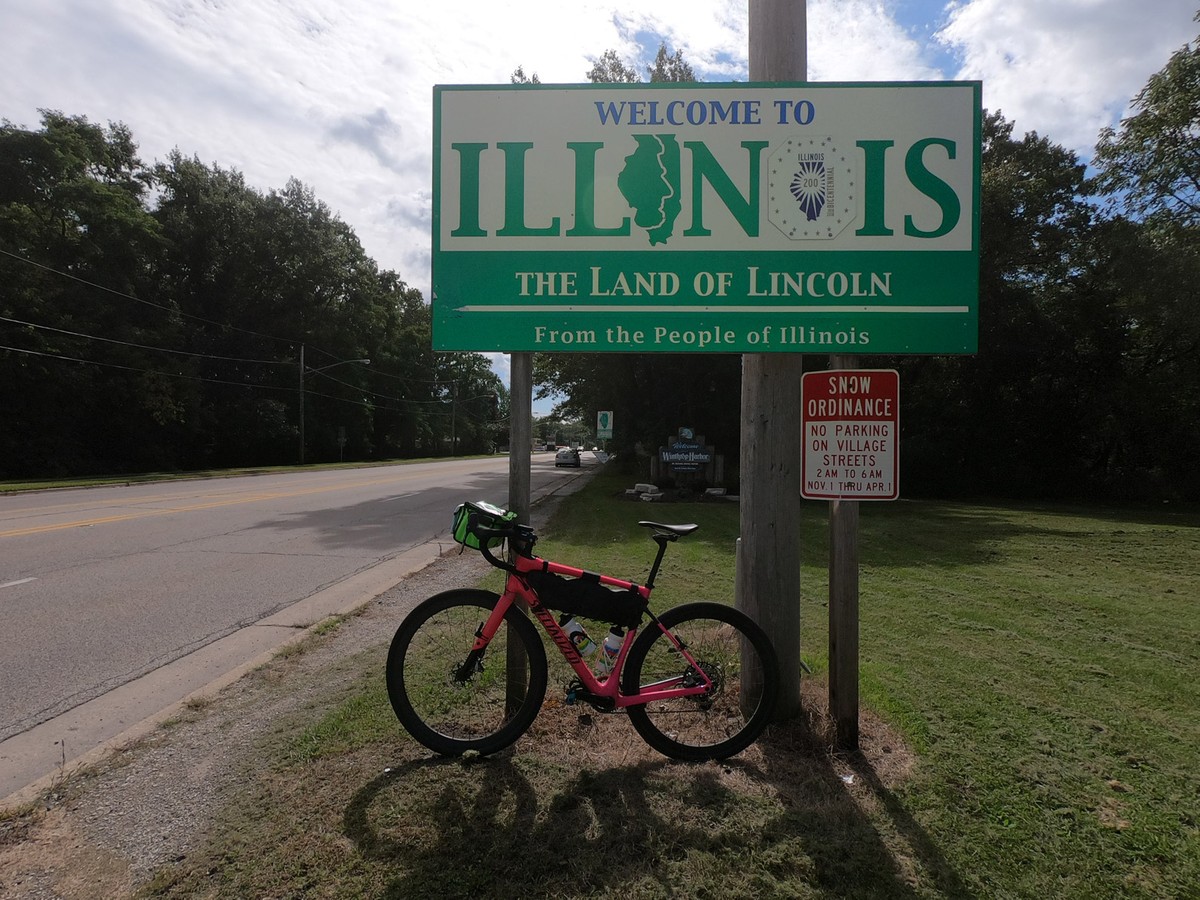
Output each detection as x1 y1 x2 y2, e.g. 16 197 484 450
564 679 584 705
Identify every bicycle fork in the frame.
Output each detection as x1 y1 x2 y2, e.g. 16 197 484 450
454 591 518 682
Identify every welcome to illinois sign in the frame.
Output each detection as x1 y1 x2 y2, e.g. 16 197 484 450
432 82 980 355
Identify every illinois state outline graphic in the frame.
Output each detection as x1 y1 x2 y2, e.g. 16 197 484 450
618 134 682 246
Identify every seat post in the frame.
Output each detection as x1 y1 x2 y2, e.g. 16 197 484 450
645 534 673 590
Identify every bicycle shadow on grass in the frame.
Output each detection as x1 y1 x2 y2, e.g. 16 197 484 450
346 754 719 899
344 720 972 899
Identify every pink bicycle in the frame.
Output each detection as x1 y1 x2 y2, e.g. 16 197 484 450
386 502 780 761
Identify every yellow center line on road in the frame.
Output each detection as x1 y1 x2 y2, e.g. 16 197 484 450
1 461 494 517
0 465 486 539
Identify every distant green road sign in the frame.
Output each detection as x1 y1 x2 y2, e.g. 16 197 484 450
433 82 981 354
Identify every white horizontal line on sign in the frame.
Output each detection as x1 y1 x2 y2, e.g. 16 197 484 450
455 305 971 314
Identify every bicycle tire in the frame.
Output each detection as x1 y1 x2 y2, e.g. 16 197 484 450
386 589 547 757
622 602 779 761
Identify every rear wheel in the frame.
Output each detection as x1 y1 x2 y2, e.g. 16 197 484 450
622 602 779 761
386 589 547 756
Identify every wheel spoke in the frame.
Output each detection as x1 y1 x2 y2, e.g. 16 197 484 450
623 603 778 761
386 591 547 756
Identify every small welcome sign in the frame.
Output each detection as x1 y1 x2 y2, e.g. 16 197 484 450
660 427 712 472
652 427 721 484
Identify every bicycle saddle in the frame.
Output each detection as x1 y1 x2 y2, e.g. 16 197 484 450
637 521 699 537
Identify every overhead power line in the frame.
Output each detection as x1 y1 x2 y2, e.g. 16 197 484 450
0 314 290 365
0 246 341 363
0 344 488 421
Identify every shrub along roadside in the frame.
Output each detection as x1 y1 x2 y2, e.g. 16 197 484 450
144 473 1200 899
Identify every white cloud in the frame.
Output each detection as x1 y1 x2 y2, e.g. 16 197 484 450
938 0 1198 154
2 0 1195 305
808 0 945 81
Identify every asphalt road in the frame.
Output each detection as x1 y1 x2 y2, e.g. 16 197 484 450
0 453 593 801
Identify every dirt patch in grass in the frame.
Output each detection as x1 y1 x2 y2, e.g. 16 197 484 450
0 807 134 899
519 674 913 791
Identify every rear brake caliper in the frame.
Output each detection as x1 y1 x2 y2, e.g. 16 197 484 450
682 661 722 705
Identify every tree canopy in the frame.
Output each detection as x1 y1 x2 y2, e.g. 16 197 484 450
1094 15 1200 227
0 112 501 478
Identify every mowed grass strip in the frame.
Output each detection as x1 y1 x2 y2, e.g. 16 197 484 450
144 473 1200 899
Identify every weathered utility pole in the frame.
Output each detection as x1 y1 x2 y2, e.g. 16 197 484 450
737 0 807 719
506 351 533 713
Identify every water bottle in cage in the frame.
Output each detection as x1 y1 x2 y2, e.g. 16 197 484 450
562 617 596 656
596 627 623 675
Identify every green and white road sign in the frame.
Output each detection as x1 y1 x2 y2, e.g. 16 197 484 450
433 81 981 355
597 410 613 439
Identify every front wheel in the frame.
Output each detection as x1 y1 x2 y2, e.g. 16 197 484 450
622 602 779 761
386 589 547 756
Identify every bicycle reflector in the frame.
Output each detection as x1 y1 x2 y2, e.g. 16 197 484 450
452 500 517 550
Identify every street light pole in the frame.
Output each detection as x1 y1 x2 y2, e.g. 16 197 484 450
298 344 370 465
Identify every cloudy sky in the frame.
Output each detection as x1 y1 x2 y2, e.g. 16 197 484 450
2 0 1196 396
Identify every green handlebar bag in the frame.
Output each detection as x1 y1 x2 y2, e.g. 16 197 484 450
451 500 517 551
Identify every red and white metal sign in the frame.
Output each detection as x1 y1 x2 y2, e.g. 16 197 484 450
801 369 899 500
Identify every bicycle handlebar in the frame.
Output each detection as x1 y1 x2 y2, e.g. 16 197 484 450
470 514 535 573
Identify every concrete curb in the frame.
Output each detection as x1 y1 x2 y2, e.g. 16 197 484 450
0 540 452 812
0 468 595 812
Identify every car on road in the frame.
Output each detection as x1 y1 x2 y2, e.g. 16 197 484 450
555 448 581 468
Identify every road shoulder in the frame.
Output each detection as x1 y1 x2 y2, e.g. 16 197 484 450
0 549 495 900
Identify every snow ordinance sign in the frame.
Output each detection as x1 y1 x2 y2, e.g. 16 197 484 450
802 370 899 501
433 82 980 354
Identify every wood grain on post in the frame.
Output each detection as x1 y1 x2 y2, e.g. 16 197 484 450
737 0 808 720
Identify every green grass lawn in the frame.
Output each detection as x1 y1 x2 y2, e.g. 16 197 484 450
143 473 1200 899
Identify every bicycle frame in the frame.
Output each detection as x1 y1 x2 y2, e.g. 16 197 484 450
468 552 714 708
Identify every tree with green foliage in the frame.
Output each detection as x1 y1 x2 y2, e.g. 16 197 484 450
0 111 173 476
894 111 1101 497
585 49 640 84
1 112 500 477
897 97 1200 501
1089 20 1200 498
1094 15 1200 226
